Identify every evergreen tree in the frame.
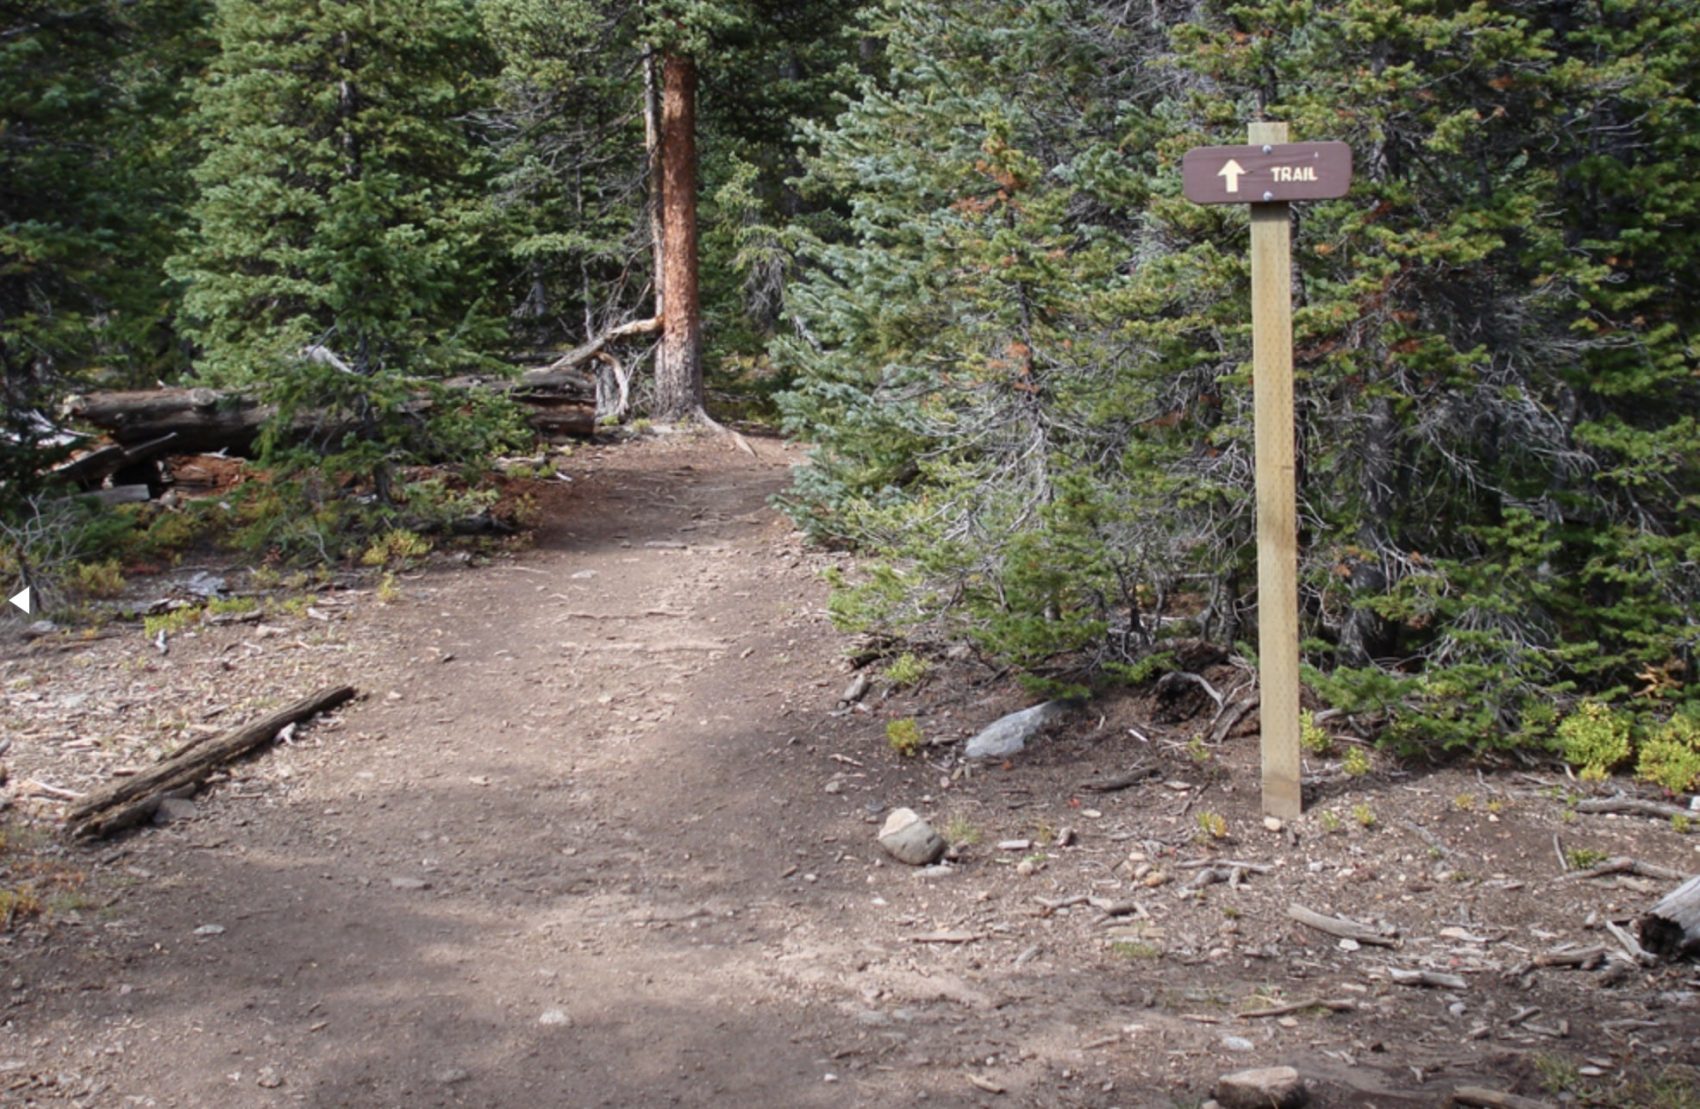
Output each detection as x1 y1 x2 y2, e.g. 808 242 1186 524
779 0 1700 743
1 1 208 512
171 0 507 480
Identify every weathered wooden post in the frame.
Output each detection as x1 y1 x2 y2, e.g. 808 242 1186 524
1181 124 1352 820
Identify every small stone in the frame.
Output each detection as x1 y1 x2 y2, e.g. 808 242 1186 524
841 672 870 705
997 839 1033 851
823 779 843 795
255 1066 283 1089
1142 870 1170 889
193 924 225 936
1214 1065 1309 1109
878 808 947 866
1015 859 1038 878
1220 1036 1255 1053
389 877 431 891
153 797 199 825
539 1009 570 1026
435 1067 471 1086
1263 816 1284 832
24 620 58 639
964 700 1073 759
823 1073 838 1083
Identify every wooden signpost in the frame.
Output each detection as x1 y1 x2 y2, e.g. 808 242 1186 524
1181 123 1352 820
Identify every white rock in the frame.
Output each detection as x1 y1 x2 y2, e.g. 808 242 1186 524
539 1009 570 1026
877 808 947 866
964 700 1073 759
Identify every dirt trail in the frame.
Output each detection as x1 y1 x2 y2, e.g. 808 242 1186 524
3 436 1698 1108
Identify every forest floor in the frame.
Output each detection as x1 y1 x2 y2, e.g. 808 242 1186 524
1 434 1697 1108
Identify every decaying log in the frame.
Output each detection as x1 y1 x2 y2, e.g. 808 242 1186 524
63 356 610 454
64 685 355 838
1641 873 1700 961
63 388 277 453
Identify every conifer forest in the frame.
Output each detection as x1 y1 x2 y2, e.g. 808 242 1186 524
7 5 1700 1105
5 0 1699 766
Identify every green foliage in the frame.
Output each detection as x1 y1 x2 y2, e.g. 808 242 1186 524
1636 714 1700 794
883 652 928 688
1341 746 1371 778
1300 711 1331 754
170 0 512 488
68 559 126 600
1 1 207 514
885 717 923 757
1352 803 1377 829
143 606 201 638
361 529 432 569
1556 701 1634 781
777 0 1700 752
1195 811 1228 841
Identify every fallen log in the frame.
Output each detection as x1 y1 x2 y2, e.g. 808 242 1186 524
1641 873 1700 961
64 685 355 838
64 364 601 453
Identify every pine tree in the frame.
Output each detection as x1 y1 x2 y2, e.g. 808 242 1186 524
779 0 1700 741
171 0 506 478
1 1 208 512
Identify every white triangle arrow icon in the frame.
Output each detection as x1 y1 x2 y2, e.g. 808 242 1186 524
8 587 30 614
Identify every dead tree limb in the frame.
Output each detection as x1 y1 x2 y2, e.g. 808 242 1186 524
64 685 356 838
1575 796 1693 821
1287 903 1400 947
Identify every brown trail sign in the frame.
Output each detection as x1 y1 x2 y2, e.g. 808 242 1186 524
1182 123 1353 820
1182 141 1352 205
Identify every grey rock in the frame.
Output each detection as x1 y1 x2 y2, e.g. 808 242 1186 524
877 808 947 866
964 700 1072 759
840 671 871 705
539 1009 570 1026
389 877 432 891
1219 1035 1255 1053
435 1067 472 1086
1215 1066 1309 1109
152 797 198 825
23 621 57 639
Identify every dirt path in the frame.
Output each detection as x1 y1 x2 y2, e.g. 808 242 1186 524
2 436 1697 1108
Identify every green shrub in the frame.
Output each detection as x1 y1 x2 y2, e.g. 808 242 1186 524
886 717 924 757
884 652 929 688
361 529 432 568
1636 715 1700 794
69 559 126 600
1556 702 1633 781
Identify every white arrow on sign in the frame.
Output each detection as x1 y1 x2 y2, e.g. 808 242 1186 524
8 586 29 614
1218 158 1246 193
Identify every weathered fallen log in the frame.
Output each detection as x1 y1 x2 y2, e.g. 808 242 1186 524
63 363 602 453
1641 873 1700 960
64 685 356 838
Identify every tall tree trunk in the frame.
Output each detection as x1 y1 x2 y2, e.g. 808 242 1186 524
643 45 665 321
654 51 703 422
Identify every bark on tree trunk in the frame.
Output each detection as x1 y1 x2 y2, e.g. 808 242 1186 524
654 51 703 423
643 45 666 321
